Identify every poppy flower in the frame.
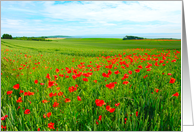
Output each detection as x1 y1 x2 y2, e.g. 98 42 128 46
172 92 179 97
24 109 30 114
16 97 23 103
47 112 52 118
77 96 81 101
1 117 5 121
7 91 13 95
40 83 44 85
58 92 63 96
169 78 176 84
13 84 19 90
123 81 129 85
136 111 138 117
128 70 132 74
138 65 143 69
37 128 40 131
94 80 97 83
96 121 99 125
68 86 77 93
53 102 59 107
19 90 24 94
114 70 120 74
34 80 38 84
98 115 102 121
168 73 172 76
95 99 106 107
154 88 159 93
65 98 71 103
42 100 49 103
105 82 115 89
1 125 6 130
83 78 88 82
115 103 120 107
143 75 148 78
48 81 55 87
48 122 55 129
106 105 115 113
56 68 59 73
135 69 140 73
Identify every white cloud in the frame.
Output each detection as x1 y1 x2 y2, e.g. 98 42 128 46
41 1 181 24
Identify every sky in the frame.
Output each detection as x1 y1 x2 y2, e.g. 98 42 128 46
1 1 182 37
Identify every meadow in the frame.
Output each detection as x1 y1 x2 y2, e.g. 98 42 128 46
1 38 181 131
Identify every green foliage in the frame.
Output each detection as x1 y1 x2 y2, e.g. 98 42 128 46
1 38 181 131
123 35 144 40
13 36 51 41
2 34 13 39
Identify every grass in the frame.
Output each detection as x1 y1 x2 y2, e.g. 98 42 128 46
1 38 181 131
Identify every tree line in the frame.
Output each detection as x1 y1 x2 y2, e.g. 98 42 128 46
1 34 51 41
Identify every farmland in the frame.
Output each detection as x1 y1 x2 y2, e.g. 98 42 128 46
1 38 181 131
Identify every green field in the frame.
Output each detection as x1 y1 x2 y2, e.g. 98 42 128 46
1 38 181 131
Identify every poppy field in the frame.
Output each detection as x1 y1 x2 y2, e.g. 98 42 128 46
1 38 181 131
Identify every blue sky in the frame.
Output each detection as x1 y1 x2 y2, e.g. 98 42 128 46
1 1 182 37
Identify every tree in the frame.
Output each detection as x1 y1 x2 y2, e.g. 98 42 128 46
123 35 144 40
2 34 12 39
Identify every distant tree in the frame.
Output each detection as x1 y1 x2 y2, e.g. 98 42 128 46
123 35 144 40
2 34 12 39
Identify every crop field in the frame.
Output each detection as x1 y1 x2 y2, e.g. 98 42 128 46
1 38 181 131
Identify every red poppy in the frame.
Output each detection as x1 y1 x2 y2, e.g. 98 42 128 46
94 80 97 83
37 128 40 131
154 88 159 93
47 112 52 118
1 125 6 130
98 115 102 121
95 99 106 107
1 117 5 121
128 70 132 74
24 109 30 114
168 73 172 76
169 78 176 83
49 92 57 97
96 121 99 125
16 97 23 103
138 65 143 69
77 96 81 101
48 122 55 129
68 86 77 93
40 83 44 85
7 91 13 95
123 81 129 85
42 100 49 103
58 92 63 96
172 92 179 97
34 80 38 84
135 69 140 73
136 111 138 117
105 82 115 89
13 84 19 90
115 103 120 107
48 81 55 87
56 68 59 73
53 102 59 107
106 105 115 113
19 90 24 94
65 98 71 103
143 75 148 78
114 70 120 74
83 78 88 82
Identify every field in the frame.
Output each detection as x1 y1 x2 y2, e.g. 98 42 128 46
1 38 181 131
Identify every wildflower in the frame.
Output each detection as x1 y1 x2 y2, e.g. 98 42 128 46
95 99 106 107
48 122 55 129
13 84 19 90
169 78 176 84
24 109 30 114
77 96 81 101
34 80 38 84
